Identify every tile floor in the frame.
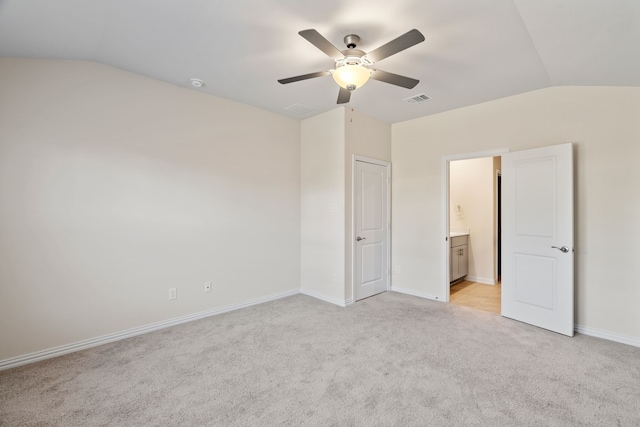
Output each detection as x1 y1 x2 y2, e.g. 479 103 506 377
449 280 501 314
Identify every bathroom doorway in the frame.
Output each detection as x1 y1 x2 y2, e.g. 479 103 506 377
441 148 507 311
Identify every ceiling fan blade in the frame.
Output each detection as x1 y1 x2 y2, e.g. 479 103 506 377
337 87 351 104
365 29 425 63
299 29 344 60
278 70 330 84
370 69 419 89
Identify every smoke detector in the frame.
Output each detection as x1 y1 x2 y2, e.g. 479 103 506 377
190 78 204 88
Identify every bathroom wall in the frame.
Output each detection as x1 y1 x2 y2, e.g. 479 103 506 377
449 157 496 284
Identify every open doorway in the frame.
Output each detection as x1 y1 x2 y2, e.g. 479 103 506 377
441 148 508 313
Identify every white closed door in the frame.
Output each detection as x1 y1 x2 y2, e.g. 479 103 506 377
354 160 389 301
502 143 574 336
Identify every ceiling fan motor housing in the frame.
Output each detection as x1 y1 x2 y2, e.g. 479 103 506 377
340 50 367 64
344 34 360 49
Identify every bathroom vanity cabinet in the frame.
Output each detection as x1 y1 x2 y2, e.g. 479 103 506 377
450 234 469 283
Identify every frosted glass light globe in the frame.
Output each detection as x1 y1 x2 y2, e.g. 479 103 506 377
332 64 371 90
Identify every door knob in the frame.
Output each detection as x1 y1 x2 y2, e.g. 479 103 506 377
356 236 366 241
551 246 570 253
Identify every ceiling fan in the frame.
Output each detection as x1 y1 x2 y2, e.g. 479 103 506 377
278 28 425 104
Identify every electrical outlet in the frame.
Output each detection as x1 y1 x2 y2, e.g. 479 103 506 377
204 282 212 293
168 288 177 300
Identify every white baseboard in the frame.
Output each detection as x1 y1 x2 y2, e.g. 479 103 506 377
0 288 300 371
391 286 443 302
5 289 637 371
300 288 349 307
392 288 640 348
465 276 496 285
574 324 640 348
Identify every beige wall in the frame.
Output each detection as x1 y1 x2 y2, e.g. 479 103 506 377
0 59 301 361
300 108 346 303
344 108 391 301
449 157 496 284
3 58 637 363
392 86 640 342
300 107 391 304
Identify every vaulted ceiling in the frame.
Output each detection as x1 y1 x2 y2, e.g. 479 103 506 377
1 0 639 123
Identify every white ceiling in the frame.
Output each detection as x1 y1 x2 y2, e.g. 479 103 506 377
1 0 639 123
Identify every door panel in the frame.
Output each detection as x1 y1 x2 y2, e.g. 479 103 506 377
502 143 574 336
355 160 389 301
515 158 555 236
362 171 384 230
361 242 383 284
514 254 555 310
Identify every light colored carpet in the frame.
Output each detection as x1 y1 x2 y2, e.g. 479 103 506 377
1 292 639 426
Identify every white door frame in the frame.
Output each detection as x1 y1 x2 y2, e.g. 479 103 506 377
352 155 391 302
440 148 509 302
495 169 502 282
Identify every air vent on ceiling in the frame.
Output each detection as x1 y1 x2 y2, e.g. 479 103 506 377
284 103 314 116
403 93 431 104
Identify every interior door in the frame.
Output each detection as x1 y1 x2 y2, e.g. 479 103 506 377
501 143 574 336
354 160 389 301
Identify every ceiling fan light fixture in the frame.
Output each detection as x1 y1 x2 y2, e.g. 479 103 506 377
332 64 370 91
